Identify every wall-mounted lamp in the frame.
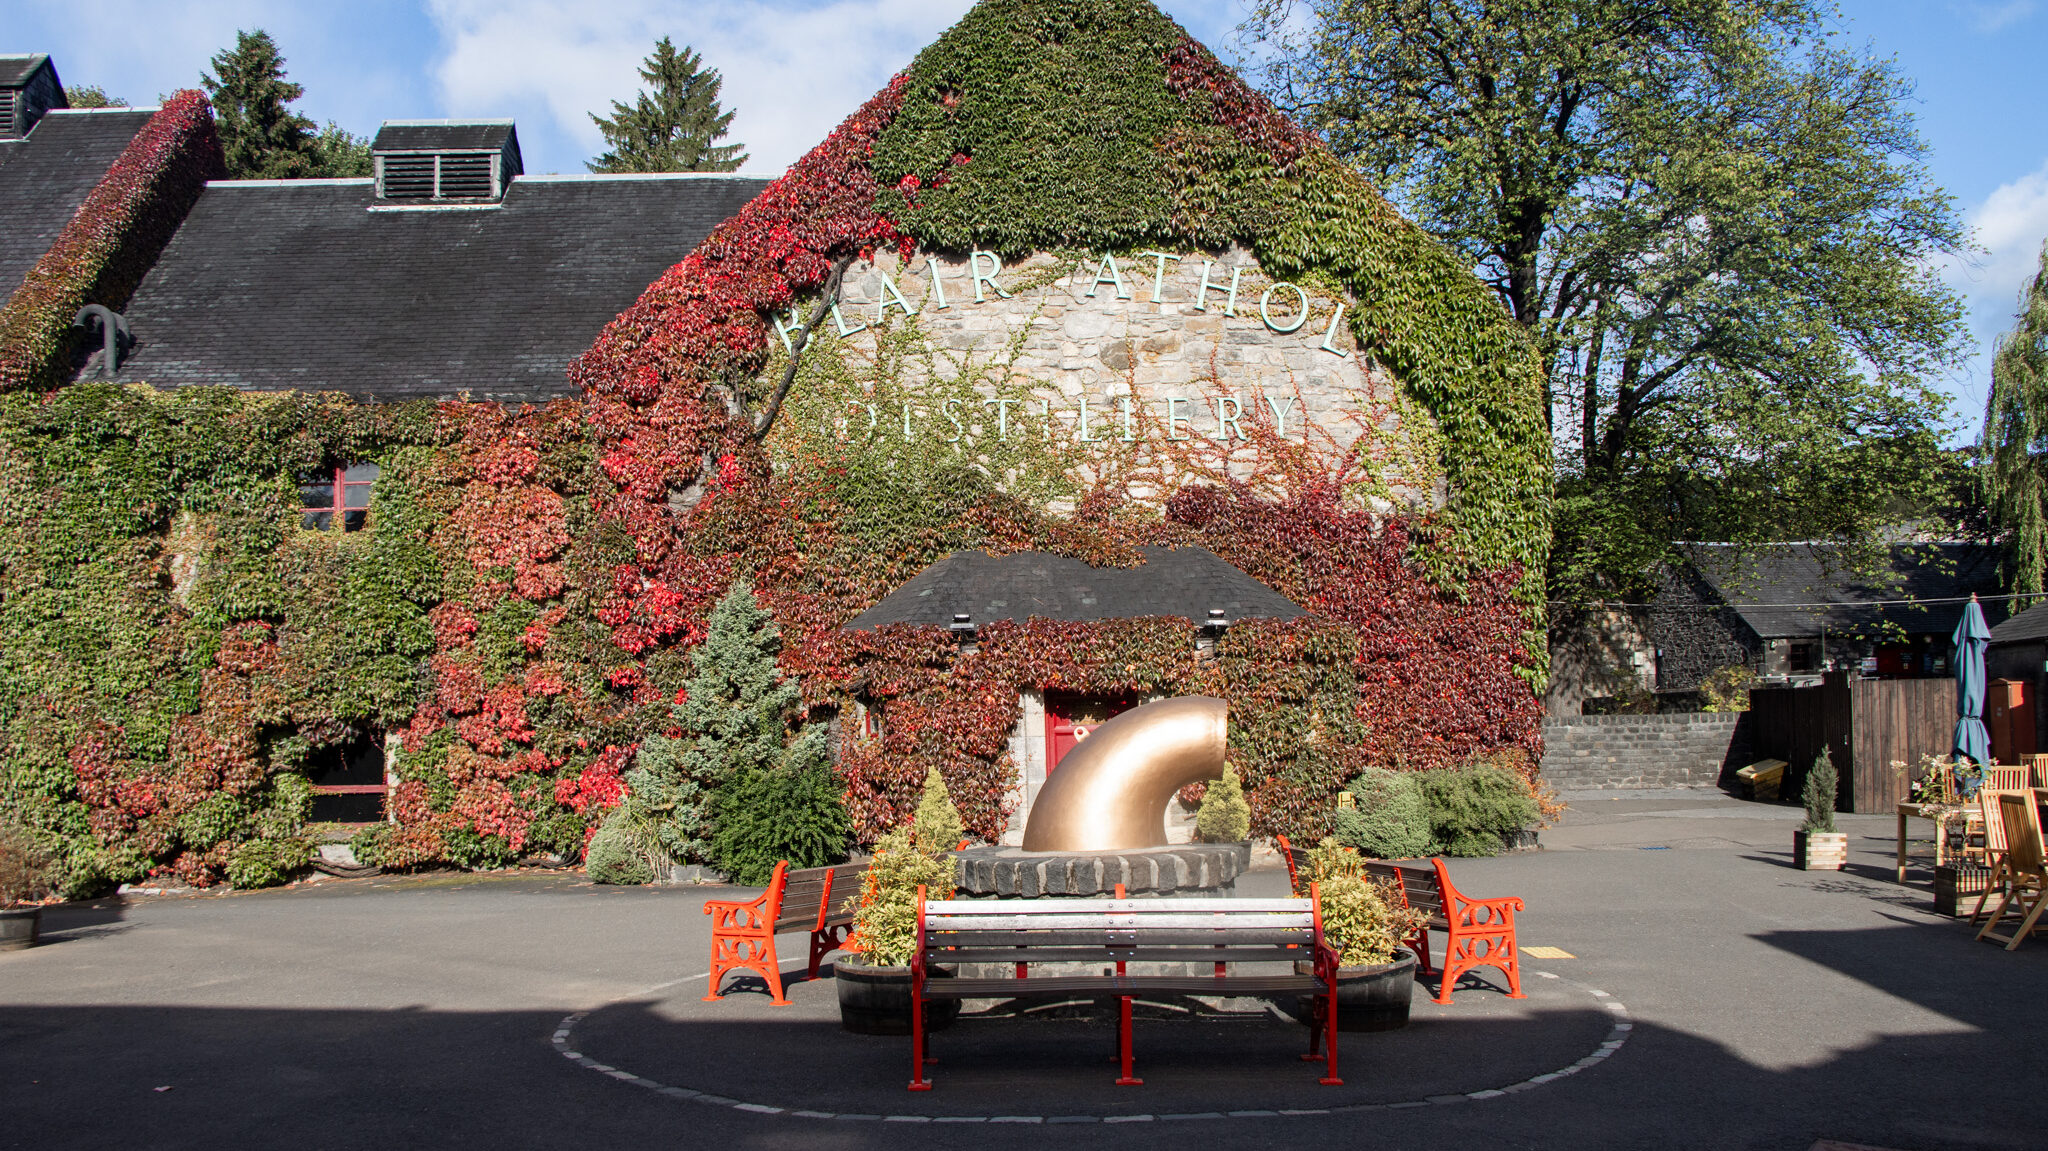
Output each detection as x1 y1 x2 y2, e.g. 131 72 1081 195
1201 608 1231 638
949 612 976 643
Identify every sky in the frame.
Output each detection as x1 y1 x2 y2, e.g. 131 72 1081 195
9 1 2046 439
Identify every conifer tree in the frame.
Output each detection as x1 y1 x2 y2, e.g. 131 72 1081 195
680 580 846 883
587 38 747 173
911 766 966 854
202 30 366 179
1984 240 2048 603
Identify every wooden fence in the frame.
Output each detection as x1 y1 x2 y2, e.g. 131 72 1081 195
1747 673 1954 813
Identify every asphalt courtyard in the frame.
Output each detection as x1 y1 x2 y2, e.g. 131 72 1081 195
4 789 2045 1151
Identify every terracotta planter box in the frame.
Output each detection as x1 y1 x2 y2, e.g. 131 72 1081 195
1795 829 1848 871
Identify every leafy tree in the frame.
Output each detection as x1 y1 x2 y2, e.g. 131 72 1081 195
1247 0 1967 597
588 38 747 173
1982 241 2048 602
202 30 366 179
679 580 846 883
64 86 125 109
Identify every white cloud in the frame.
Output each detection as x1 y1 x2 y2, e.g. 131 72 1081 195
1948 1 2036 33
1937 156 2048 429
425 0 974 175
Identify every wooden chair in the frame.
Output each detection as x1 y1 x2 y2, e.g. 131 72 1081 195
2028 754 2048 788
1975 793 2048 950
1986 766 2029 792
1970 789 2018 925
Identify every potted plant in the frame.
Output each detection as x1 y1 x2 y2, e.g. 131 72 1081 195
1293 839 1431 1031
1795 750 1847 871
836 769 964 1035
1 825 55 951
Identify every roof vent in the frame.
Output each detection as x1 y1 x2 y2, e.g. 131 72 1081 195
370 119 521 204
0 55 65 140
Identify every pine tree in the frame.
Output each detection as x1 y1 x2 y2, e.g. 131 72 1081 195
587 38 747 173
202 30 354 179
679 580 847 883
1984 240 2048 603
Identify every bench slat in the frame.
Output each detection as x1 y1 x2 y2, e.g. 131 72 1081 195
921 973 1324 999
927 928 1313 948
925 913 1312 932
928 946 1309 964
925 898 1306 914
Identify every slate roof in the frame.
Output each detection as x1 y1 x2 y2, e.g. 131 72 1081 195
105 173 771 403
1990 601 2048 646
842 546 1306 631
0 55 49 87
1677 542 2007 639
371 120 515 152
0 109 152 294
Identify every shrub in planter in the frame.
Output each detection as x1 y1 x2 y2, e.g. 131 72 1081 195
838 828 959 1033
1195 763 1251 843
1331 767 1433 859
1292 838 1430 1030
1418 760 1540 856
1796 749 1847 871
910 765 965 854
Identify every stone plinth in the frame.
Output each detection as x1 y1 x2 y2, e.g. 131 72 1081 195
952 842 1250 898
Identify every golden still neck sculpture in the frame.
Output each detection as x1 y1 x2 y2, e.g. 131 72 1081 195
1020 695 1228 852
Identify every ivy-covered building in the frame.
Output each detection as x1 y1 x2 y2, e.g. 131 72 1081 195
0 0 1550 894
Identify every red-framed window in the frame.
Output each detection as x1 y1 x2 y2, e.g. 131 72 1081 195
307 734 387 825
300 463 379 531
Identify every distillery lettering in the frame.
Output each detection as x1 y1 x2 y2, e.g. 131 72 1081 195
773 250 1351 358
823 390 1301 444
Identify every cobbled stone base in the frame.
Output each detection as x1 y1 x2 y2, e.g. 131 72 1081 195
953 843 1250 898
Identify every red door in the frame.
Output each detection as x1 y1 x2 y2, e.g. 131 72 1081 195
1045 692 1135 772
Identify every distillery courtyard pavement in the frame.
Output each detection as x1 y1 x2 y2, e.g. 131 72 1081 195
3 789 2043 1151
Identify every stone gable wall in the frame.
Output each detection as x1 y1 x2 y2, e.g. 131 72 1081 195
1539 712 1748 791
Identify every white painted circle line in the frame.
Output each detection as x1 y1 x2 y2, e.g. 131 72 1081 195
548 967 1632 1121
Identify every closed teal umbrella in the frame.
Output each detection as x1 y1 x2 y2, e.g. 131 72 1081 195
1952 595 1991 767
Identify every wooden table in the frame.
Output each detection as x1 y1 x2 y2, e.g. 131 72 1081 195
1896 802 1973 884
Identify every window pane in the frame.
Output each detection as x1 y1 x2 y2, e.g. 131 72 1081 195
342 509 368 532
342 482 372 510
298 473 335 509
341 462 380 484
302 510 333 531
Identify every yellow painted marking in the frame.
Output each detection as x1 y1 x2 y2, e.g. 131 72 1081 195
1522 946 1575 959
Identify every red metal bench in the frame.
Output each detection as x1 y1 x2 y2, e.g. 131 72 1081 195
908 885 1343 1090
1278 836 1525 1004
702 859 867 1006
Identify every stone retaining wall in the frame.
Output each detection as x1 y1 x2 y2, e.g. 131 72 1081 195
1540 712 1747 791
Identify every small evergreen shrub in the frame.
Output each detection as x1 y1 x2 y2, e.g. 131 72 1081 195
1330 767 1434 859
910 765 966 853
1417 762 1540 857
225 836 311 889
586 808 655 885
1802 749 1838 834
845 829 955 967
708 737 850 886
1294 838 1427 965
1195 764 1251 842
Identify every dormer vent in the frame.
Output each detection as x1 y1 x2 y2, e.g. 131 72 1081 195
0 55 65 140
370 119 522 204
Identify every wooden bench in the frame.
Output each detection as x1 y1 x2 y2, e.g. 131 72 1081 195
1278 836 1525 1005
908 886 1343 1090
703 859 867 1006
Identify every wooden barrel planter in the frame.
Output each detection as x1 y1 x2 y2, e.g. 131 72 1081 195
0 906 41 951
1296 947 1418 1032
835 958 958 1035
